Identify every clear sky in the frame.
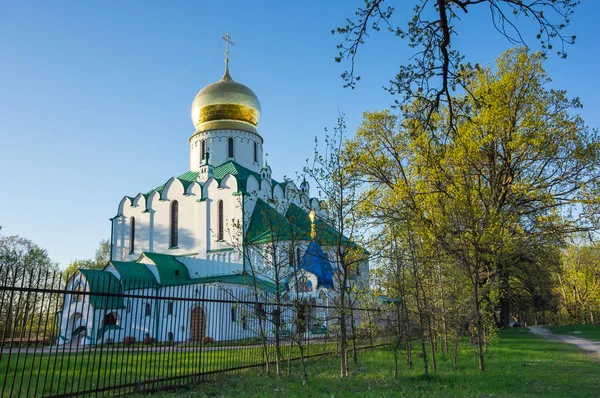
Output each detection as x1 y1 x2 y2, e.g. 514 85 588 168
1 0 599 269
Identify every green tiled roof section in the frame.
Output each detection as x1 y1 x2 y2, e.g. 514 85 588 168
246 199 296 244
79 269 125 310
142 252 191 286
285 204 354 246
109 261 158 289
145 171 200 196
214 161 262 193
141 161 261 200
195 273 281 294
177 171 201 191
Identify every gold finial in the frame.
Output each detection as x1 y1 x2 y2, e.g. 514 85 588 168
309 209 316 240
221 33 235 64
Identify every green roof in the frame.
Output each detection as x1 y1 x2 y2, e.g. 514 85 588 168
195 273 281 294
107 261 158 289
245 201 353 246
145 171 200 196
246 199 296 244
285 204 354 246
137 161 262 207
141 252 191 286
213 161 262 193
78 269 125 310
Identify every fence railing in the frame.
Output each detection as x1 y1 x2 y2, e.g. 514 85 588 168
0 266 390 397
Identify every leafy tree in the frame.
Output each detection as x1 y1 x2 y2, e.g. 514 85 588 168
347 48 600 370
305 115 372 377
556 242 600 324
0 233 60 340
62 239 110 281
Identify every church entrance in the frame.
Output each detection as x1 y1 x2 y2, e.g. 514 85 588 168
190 306 206 342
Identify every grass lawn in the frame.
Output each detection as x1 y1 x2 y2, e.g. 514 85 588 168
549 324 600 341
0 339 343 397
130 329 600 398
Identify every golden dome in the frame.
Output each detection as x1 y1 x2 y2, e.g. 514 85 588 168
191 65 261 134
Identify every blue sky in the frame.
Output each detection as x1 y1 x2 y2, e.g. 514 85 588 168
1 0 599 269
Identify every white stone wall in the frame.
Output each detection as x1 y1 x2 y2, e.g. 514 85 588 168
113 173 244 265
189 129 263 173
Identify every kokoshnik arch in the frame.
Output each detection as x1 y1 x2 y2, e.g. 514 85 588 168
58 35 368 345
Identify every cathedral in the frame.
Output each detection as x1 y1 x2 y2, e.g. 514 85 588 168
58 36 367 346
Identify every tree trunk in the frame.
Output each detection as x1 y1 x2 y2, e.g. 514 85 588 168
453 326 459 370
473 280 485 371
339 299 349 377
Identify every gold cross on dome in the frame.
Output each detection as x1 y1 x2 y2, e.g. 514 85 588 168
221 33 235 63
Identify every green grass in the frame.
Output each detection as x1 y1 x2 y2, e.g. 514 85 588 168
130 329 600 398
549 324 600 341
0 339 344 397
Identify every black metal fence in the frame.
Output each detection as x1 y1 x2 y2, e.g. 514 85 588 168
0 265 390 397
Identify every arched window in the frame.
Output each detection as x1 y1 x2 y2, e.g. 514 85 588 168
201 140 206 160
253 142 257 162
288 247 295 267
129 217 135 253
217 200 224 241
228 137 234 158
145 303 152 317
170 200 179 248
103 312 118 326
72 282 83 303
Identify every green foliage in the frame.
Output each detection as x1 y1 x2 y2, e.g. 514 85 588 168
346 47 600 371
554 242 600 324
62 238 110 281
0 233 60 339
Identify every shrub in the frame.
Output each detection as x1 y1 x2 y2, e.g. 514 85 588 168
104 338 114 345
123 336 136 345
143 336 157 345
202 336 215 344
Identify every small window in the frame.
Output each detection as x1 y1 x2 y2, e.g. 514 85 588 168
145 303 152 317
241 316 247 330
253 142 257 162
255 303 266 320
175 270 179 276
170 201 179 248
271 308 280 325
228 137 234 158
217 200 224 241
231 306 237 322
201 140 206 160
126 300 132 313
167 302 174 315
130 217 135 253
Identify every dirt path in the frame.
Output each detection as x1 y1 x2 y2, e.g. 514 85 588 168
529 326 600 358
